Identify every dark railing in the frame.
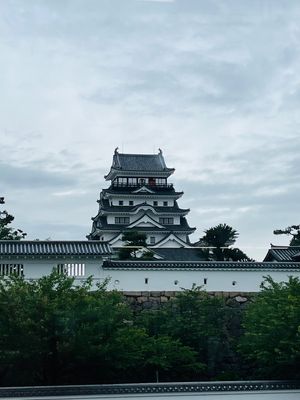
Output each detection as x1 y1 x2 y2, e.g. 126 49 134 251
111 182 174 189
0 381 299 398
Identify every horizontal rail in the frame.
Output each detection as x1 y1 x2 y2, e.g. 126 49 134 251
0 380 299 398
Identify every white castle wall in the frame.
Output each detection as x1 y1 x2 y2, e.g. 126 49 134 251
2 257 300 293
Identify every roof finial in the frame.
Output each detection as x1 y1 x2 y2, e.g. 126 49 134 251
114 147 119 155
158 148 162 154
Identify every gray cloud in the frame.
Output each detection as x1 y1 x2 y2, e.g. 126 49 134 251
0 0 299 259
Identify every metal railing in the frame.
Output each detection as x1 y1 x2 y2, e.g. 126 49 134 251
0 380 299 398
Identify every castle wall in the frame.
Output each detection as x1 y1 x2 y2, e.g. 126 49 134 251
104 268 300 292
1 257 299 293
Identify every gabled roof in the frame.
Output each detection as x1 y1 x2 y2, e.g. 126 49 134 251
263 246 300 262
105 149 175 180
0 240 112 257
103 260 300 271
92 215 195 234
99 202 190 216
112 149 173 172
103 187 183 198
150 232 192 248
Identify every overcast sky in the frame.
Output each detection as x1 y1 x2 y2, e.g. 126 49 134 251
1 0 299 260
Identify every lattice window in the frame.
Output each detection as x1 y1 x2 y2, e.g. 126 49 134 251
115 217 130 224
57 263 85 277
159 217 174 225
0 264 24 277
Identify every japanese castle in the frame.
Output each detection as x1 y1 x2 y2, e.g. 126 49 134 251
88 148 196 248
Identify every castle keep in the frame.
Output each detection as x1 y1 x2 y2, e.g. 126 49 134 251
88 148 195 248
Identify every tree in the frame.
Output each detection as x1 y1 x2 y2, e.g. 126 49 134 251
137 286 234 380
0 271 199 385
119 231 153 259
198 223 251 261
0 197 26 240
273 225 300 246
239 276 300 379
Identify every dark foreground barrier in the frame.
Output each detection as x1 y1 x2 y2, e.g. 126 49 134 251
0 380 300 398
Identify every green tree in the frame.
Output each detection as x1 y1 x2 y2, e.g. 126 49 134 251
0 197 26 240
239 276 300 379
138 286 235 379
0 272 141 385
0 272 199 385
198 223 251 261
274 225 300 246
119 231 153 259
143 335 203 382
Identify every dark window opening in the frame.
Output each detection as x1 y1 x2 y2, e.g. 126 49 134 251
115 217 130 224
159 217 174 225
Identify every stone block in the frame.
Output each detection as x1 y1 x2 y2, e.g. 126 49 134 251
229 292 241 298
149 296 160 302
160 296 169 303
124 291 141 297
137 296 148 303
150 291 162 297
235 296 248 303
141 291 150 296
163 291 176 297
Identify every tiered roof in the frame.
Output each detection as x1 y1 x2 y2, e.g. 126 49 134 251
105 149 175 180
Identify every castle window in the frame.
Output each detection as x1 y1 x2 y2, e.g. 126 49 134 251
145 278 149 284
119 200 123 206
153 201 158 206
232 281 237 286
128 178 137 185
159 217 174 225
163 201 168 206
129 200 134 206
204 278 207 285
118 177 127 185
57 263 85 277
115 217 130 224
0 264 23 277
150 236 156 244
156 178 166 185
174 280 179 285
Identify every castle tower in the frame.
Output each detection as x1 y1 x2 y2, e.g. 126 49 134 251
88 148 195 248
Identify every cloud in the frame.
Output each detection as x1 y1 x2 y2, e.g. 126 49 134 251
0 1 299 259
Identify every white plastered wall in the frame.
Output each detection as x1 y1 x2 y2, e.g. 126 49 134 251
2 257 300 293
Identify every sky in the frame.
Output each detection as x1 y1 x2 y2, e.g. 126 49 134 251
0 0 299 260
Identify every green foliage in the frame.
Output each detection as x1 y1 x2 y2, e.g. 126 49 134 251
239 276 300 379
198 223 251 261
1 271 299 385
137 286 237 379
0 197 26 240
0 272 199 385
274 225 300 246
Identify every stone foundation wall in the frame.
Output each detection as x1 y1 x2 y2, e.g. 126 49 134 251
123 291 254 311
